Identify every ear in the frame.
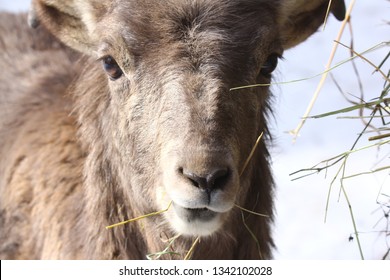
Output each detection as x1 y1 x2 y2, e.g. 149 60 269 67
32 0 108 54
278 0 346 49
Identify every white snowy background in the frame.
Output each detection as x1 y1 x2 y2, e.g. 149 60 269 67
1 0 389 259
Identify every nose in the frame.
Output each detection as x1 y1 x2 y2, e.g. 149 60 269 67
180 167 230 192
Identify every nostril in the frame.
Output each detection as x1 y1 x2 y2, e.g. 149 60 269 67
207 168 229 189
181 170 208 189
180 167 230 190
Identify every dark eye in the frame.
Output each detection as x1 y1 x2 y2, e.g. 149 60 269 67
260 53 279 77
102 56 123 80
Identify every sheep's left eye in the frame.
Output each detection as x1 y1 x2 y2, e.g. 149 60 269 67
102 56 123 80
260 53 279 77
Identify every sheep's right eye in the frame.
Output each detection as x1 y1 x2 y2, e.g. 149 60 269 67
260 53 279 78
102 56 123 80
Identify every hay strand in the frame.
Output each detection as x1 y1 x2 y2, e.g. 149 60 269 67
106 201 172 229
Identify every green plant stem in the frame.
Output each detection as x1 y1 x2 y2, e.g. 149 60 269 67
340 181 365 260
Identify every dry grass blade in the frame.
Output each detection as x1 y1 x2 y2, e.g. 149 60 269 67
322 0 334 30
288 0 389 260
290 0 356 141
308 98 390 119
240 210 263 259
343 166 390 179
229 42 388 92
106 201 172 229
335 40 390 83
369 133 390 141
291 139 390 180
146 234 181 260
235 131 269 253
235 204 268 218
184 236 201 260
240 132 263 176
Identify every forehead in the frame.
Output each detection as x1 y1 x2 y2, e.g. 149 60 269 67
104 0 280 44
96 0 281 78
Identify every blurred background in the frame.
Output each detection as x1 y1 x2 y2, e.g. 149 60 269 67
1 0 389 259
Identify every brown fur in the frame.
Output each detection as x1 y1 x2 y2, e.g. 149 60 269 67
0 1 344 259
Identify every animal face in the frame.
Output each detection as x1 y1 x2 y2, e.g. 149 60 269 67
89 1 279 236
32 0 345 238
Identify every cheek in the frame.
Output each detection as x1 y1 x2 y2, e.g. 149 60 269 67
107 77 132 100
109 84 163 185
230 92 264 148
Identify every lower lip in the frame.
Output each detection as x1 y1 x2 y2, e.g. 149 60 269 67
172 202 218 222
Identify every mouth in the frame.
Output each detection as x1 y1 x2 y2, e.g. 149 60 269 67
172 202 218 222
169 202 224 236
